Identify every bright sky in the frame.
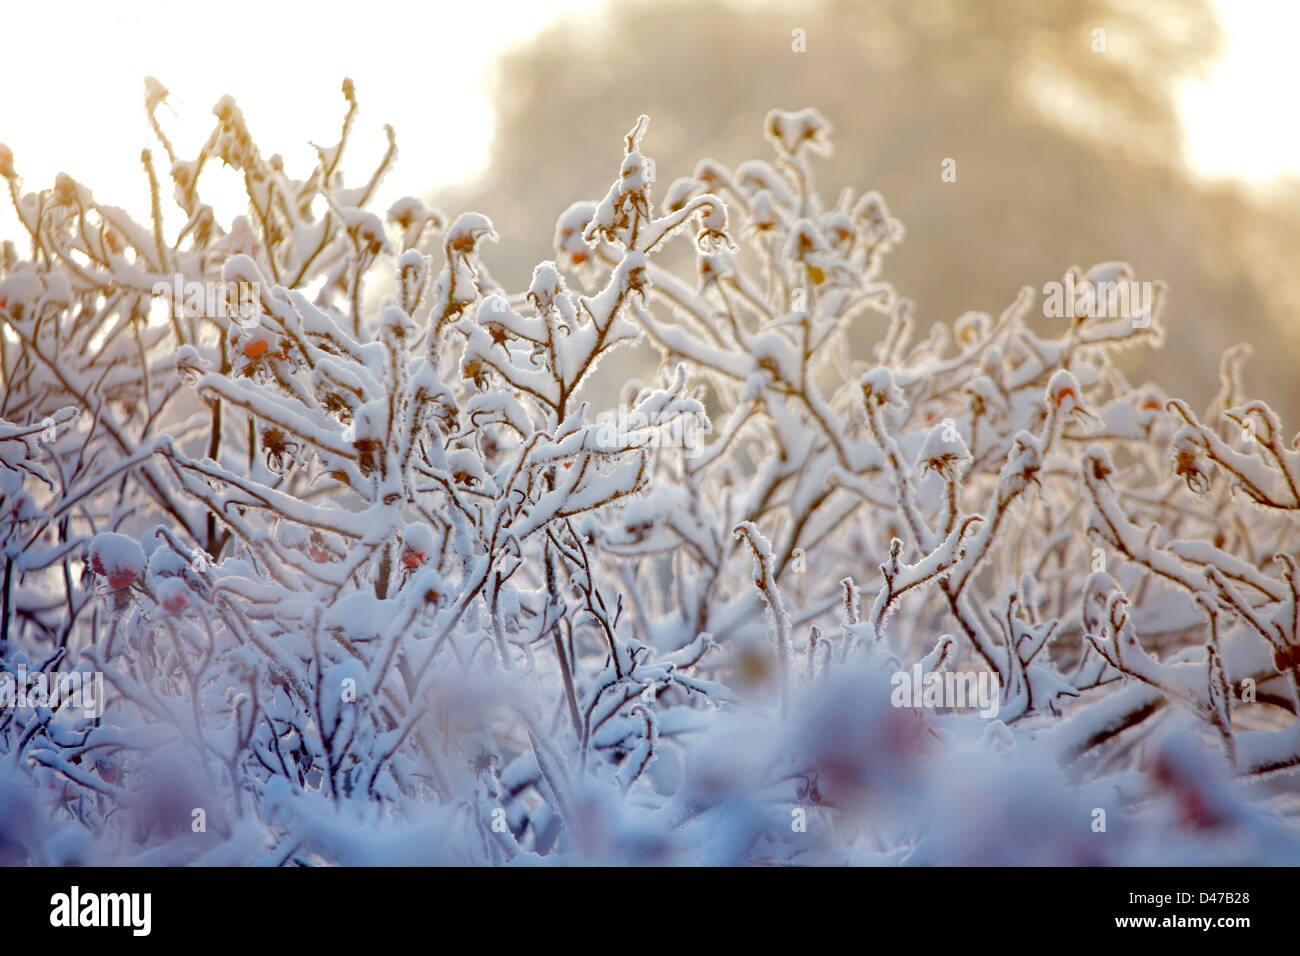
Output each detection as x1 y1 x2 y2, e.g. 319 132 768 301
0 0 602 237
0 0 1294 247
1180 0 1300 182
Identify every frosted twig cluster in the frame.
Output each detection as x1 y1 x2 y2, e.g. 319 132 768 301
0 85 1296 865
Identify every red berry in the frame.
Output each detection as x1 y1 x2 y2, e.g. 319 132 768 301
107 570 135 590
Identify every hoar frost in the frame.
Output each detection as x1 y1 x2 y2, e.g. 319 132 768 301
0 88 1297 865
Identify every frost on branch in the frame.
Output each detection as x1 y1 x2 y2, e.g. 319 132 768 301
0 85 1298 865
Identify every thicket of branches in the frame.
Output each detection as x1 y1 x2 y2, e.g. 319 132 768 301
1 83 1297 864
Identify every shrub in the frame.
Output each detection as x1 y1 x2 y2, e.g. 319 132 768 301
0 82 1297 864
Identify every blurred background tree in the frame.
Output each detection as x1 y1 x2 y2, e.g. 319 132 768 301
438 0 1300 419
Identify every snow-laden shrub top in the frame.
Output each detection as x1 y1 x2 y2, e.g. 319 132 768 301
0 82 1297 865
